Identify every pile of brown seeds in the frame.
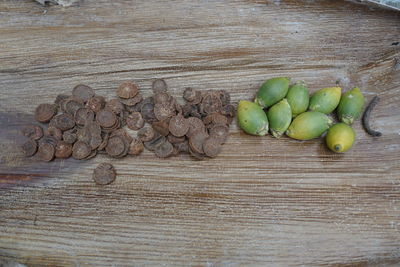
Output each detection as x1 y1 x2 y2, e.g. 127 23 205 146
21 80 235 183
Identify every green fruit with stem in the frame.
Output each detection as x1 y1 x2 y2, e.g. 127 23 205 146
326 123 355 153
337 87 365 124
267 98 292 138
237 100 269 136
286 111 333 140
309 87 342 114
254 77 290 108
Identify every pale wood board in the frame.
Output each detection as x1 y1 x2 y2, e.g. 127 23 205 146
0 0 400 266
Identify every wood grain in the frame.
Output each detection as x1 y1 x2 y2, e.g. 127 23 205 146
0 0 399 266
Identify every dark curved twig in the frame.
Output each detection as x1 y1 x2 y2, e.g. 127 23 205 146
362 96 382 137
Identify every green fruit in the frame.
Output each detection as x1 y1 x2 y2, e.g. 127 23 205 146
286 111 333 140
337 87 365 124
326 123 355 153
309 87 342 114
237 100 269 136
255 77 290 108
286 81 309 117
267 99 292 138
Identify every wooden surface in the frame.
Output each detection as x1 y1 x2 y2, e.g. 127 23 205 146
1 0 400 266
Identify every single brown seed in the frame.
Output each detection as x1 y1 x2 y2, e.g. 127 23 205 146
154 141 174 158
55 141 73 158
152 79 168 93
209 123 229 144
21 139 38 157
72 84 95 102
74 108 95 126
72 141 91 160
140 97 157 123
35 103 56 123
203 112 228 126
188 131 208 154
44 126 63 140
186 117 206 137
183 87 197 102
169 114 189 137
186 90 203 105
126 112 145 130
86 95 106 113
62 128 77 144
137 126 155 142
21 125 43 140
167 134 186 144
154 92 172 105
96 109 117 128
143 133 166 151
200 93 222 115
37 143 55 161
64 97 84 115
128 138 144 155
203 137 222 158
93 163 116 185
154 103 176 121
105 99 125 115
51 113 76 131
117 81 139 99
152 120 170 136
119 93 143 106
105 135 126 158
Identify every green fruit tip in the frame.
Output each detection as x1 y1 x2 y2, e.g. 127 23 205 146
271 129 283 138
334 144 342 152
256 123 269 136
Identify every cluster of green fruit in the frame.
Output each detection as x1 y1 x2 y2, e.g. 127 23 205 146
237 77 365 153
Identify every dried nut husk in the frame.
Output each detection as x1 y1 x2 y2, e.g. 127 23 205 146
325 123 355 153
286 111 333 140
254 77 290 108
309 87 341 114
286 81 309 117
337 87 365 125
267 99 292 138
237 100 269 136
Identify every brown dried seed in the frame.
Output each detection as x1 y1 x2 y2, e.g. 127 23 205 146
189 146 205 160
188 131 208 154
119 93 143 107
96 109 117 128
154 141 174 158
186 117 206 137
76 127 91 143
97 133 109 151
21 139 38 157
141 97 157 123
203 113 228 126
21 125 43 140
169 114 189 137
143 134 166 152
209 123 229 144
72 84 95 102
105 99 125 114
93 163 116 185
218 90 231 106
203 137 222 158
51 113 75 131
86 96 106 113
35 103 56 123
137 126 155 142
110 128 133 145
86 121 102 136
167 134 186 144
182 104 200 118
44 126 63 140
39 135 58 147
74 108 95 126
173 140 189 153
152 78 168 93
37 143 55 162
105 135 126 158
152 120 170 136
154 92 172 104
55 141 73 158
200 93 222 115
183 87 197 102
64 97 84 115
128 138 144 156
62 128 77 144
126 112 144 130
154 103 176 121
117 81 139 99
72 141 91 160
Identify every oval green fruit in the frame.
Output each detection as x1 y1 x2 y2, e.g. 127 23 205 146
286 111 333 140
337 87 365 124
309 87 342 114
237 100 269 136
255 77 290 108
326 123 355 153
267 98 292 138
286 81 309 117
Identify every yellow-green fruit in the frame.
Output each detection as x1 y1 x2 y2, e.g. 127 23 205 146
237 100 269 136
337 87 365 125
326 123 355 153
255 77 290 108
286 111 333 140
286 82 309 117
309 87 342 114
267 99 292 138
